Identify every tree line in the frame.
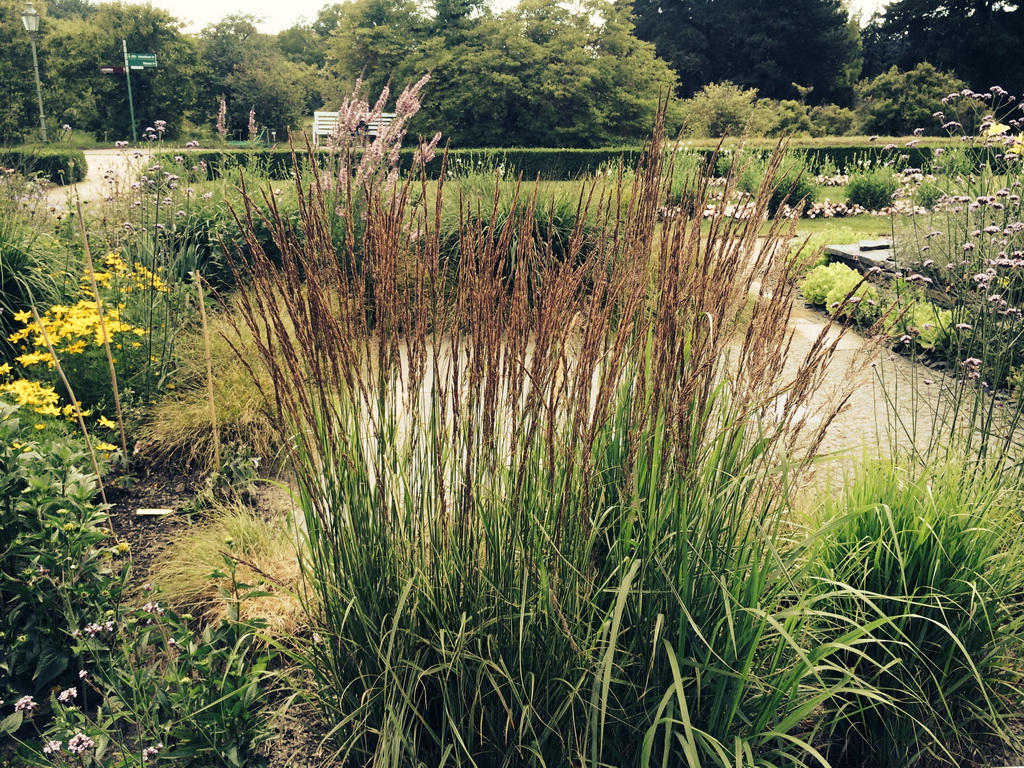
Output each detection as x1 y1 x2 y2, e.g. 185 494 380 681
0 0 1020 147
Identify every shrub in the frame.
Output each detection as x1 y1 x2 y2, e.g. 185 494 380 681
809 104 857 137
739 155 818 216
678 81 774 138
0 148 87 184
665 149 705 209
801 261 880 324
854 63 965 136
0 403 124 700
846 167 899 210
767 100 814 137
913 178 945 208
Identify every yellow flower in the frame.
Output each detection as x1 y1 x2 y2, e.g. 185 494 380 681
33 423 45 431
0 363 10 376
115 542 131 554
12 310 31 324
0 379 60 410
97 415 117 430
1008 135 1024 156
94 441 118 451
14 351 52 367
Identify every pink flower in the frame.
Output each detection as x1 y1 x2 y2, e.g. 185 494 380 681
14 696 38 714
67 734 95 754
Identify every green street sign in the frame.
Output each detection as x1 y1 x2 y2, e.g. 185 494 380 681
126 53 157 68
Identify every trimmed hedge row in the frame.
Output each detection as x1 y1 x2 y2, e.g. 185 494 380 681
0 148 87 184
157 147 648 181
157 144 1000 183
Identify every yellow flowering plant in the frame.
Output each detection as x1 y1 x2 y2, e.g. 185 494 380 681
5 252 175 421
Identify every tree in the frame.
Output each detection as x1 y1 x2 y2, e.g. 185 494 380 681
0 0 41 141
402 0 676 147
855 62 965 135
199 14 316 137
631 0 861 104
871 0 1023 95
36 2 202 141
321 0 427 101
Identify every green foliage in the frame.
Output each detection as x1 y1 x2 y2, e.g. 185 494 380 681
39 4 203 141
808 104 857 137
678 81 773 138
0 172 65 363
17 560 280 767
0 404 124 700
738 154 818 216
913 177 945 208
846 167 899 210
801 261 879 324
6 253 181 415
665 149 705 208
322 0 677 147
767 99 814 137
854 63 965 136
0 149 87 184
868 0 1024 97
814 457 1024 768
631 0 860 104
886 298 951 351
199 14 316 137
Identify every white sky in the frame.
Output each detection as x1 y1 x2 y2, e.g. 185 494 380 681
144 0 888 34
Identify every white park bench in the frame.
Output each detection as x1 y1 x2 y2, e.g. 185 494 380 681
312 111 396 145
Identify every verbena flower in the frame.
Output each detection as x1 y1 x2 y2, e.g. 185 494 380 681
14 696 38 714
67 734 94 754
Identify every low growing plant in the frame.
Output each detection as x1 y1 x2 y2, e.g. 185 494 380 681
813 455 1024 768
9 559 281 768
800 261 880 324
0 403 124 702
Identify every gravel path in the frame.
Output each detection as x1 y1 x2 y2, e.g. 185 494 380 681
45 147 152 207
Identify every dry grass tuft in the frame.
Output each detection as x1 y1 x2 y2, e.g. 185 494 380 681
145 504 305 636
141 300 279 473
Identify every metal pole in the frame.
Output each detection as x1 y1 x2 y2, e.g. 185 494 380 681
122 39 137 144
28 35 46 142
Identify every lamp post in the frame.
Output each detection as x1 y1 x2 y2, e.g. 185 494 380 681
21 1 47 143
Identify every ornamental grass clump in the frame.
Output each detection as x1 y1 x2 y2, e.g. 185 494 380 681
813 455 1024 768
228 81 869 766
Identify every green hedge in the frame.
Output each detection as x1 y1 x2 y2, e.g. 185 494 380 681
158 147 649 181
157 143 1006 183
0 147 87 184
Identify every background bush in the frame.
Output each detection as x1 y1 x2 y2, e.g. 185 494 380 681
846 167 899 210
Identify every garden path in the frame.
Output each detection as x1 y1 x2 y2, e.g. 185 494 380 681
45 147 152 208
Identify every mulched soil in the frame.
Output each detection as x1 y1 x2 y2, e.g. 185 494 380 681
104 463 203 578
100 462 339 768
